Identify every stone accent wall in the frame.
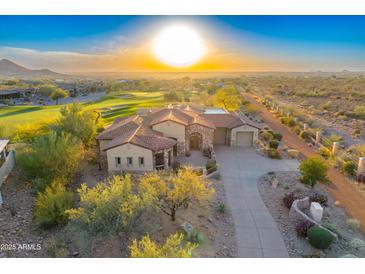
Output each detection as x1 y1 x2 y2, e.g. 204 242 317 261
177 141 186 156
187 124 214 151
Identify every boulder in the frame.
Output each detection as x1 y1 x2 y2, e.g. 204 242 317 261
310 202 323 222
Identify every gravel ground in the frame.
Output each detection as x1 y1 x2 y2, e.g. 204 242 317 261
258 171 365 258
0 166 237 258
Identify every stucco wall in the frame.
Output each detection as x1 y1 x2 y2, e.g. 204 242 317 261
230 125 258 146
106 143 154 172
152 121 186 142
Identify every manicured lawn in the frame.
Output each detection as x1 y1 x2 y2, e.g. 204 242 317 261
0 91 164 126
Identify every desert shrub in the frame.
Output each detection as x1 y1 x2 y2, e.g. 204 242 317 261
67 175 146 235
280 117 295 127
187 229 205 245
283 192 297 209
299 157 328 188
299 130 311 141
296 220 314 237
269 140 279 149
349 238 365 251
268 148 281 159
17 131 85 191
206 159 217 170
139 167 214 221
307 226 334 250
317 147 331 159
322 101 333 110
310 193 328 207
261 131 274 142
206 166 218 175
329 134 343 143
217 201 225 213
44 238 69 258
273 133 283 141
53 103 99 146
346 218 361 231
294 126 301 135
343 161 357 177
185 151 191 157
130 233 196 258
34 179 73 229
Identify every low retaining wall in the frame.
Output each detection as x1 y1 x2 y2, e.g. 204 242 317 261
289 196 338 239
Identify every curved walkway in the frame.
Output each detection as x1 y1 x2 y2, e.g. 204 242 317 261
247 94 365 232
215 145 299 258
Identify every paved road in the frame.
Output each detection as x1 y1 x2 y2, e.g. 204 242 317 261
215 145 299 258
247 94 365 232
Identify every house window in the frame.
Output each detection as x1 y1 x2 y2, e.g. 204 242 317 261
139 157 145 167
115 157 121 167
127 157 133 167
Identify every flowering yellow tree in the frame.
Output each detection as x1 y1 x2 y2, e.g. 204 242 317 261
139 167 214 221
130 233 197 258
67 175 146 235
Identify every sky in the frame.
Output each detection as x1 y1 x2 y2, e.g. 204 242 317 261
0 16 365 73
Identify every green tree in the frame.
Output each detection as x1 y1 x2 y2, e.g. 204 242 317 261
17 131 84 190
54 103 99 146
50 88 69 104
139 167 214 221
214 85 242 111
67 175 146 235
37 85 58 98
130 233 197 258
34 178 73 229
299 157 328 188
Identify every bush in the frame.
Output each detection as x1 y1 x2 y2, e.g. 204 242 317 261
349 238 365 251
299 130 310 141
283 192 297 209
294 126 301 135
343 161 357 177
268 148 281 159
217 201 225 213
34 179 73 229
317 147 331 159
67 175 146 235
299 157 328 188
206 159 217 170
130 233 196 258
307 226 334 250
17 131 85 191
269 140 279 149
346 218 361 231
310 193 328 207
261 131 274 142
296 220 314 237
187 229 205 245
273 133 283 141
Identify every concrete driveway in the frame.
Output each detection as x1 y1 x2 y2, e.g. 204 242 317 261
214 145 299 258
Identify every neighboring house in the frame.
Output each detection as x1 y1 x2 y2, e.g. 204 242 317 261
97 105 260 173
0 139 15 207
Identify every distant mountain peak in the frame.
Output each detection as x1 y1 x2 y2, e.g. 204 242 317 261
0 58 66 78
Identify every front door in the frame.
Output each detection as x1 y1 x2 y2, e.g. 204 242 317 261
190 133 202 150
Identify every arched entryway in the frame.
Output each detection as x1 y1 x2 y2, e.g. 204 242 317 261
189 132 202 150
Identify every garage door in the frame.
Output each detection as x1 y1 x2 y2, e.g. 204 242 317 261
214 127 227 144
236 132 253 147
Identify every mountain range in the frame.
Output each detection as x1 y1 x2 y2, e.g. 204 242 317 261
0 58 66 78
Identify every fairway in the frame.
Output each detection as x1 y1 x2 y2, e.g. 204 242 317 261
0 91 164 126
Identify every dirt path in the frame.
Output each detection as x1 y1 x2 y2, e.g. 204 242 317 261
247 94 365 232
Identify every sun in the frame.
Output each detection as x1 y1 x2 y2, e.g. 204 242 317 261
152 25 206 67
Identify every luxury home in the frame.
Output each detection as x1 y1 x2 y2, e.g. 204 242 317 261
97 105 260 172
